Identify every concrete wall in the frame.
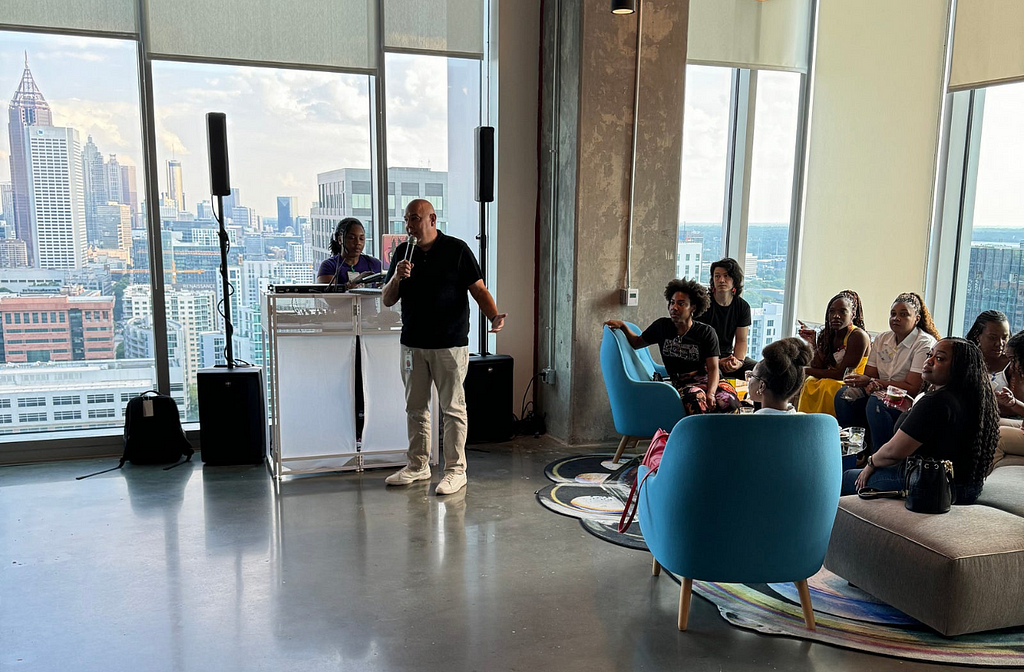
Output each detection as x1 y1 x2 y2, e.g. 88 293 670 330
539 0 688 444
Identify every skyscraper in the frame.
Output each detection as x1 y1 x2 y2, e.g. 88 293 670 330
7 53 53 266
120 164 138 229
81 135 107 246
105 154 124 204
0 183 13 225
277 196 296 232
23 126 87 269
166 159 184 212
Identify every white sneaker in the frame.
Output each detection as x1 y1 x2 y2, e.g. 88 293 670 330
385 465 431 486
435 471 467 495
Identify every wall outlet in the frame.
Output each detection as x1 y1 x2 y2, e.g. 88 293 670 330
620 287 639 306
540 368 556 385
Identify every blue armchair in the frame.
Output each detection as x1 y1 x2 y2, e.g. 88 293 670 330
600 325 684 463
638 413 841 631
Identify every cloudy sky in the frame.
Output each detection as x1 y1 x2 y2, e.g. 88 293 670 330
1 29 1021 227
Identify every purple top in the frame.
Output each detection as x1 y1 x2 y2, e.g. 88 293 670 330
317 254 383 284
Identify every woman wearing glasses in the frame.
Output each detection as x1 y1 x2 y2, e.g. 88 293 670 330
747 337 813 414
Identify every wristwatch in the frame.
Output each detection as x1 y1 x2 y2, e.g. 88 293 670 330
867 455 875 468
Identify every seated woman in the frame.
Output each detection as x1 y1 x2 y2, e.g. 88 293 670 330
316 218 382 288
965 310 1011 391
841 338 1000 504
747 338 813 414
605 278 739 415
796 290 870 416
993 330 1024 427
835 292 939 450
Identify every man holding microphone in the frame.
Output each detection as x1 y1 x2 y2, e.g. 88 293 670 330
382 199 506 495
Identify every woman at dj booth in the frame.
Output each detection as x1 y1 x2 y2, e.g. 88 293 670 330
316 217 383 288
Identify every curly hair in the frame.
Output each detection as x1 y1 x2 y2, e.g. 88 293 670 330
816 290 866 358
709 258 744 297
936 338 1000 494
664 278 711 317
329 217 364 256
965 310 1009 346
758 337 813 402
892 292 940 340
1006 331 1024 377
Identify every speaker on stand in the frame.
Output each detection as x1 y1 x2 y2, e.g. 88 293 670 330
198 112 267 465
465 126 513 443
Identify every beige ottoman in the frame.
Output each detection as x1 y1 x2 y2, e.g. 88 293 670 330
825 495 1024 636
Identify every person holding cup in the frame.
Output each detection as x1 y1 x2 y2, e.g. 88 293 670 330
835 292 939 451
795 290 870 416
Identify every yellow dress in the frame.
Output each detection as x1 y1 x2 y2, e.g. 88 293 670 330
797 327 868 416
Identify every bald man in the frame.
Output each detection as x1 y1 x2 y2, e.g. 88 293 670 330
382 199 507 495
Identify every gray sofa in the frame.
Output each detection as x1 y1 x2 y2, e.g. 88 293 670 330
824 461 1024 636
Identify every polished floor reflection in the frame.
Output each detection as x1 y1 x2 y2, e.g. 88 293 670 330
2 438 942 671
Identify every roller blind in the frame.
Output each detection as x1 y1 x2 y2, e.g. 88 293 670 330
384 0 484 58
949 0 1024 91
144 0 377 71
797 0 947 331
687 0 811 72
0 0 136 35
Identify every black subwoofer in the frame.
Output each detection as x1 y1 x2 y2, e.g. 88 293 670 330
464 354 513 443
197 366 267 465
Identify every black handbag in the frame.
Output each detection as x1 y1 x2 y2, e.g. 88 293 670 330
904 455 956 514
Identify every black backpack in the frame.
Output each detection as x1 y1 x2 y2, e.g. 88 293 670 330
78 391 194 480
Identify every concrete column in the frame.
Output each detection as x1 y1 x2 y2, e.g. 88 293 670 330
538 0 688 444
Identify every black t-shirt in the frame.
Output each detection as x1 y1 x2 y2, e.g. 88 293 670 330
383 231 483 349
895 389 976 493
640 318 719 383
695 295 751 358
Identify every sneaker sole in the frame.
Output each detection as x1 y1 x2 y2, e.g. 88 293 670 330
385 473 431 486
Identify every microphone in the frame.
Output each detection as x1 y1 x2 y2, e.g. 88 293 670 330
403 236 418 263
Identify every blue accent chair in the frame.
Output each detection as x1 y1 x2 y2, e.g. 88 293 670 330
600 325 684 463
638 413 842 631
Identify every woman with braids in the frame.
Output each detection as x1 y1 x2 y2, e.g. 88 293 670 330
989 332 1024 471
746 338 813 414
316 217 383 288
795 290 871 416
605 278 740 415
842 338 1000 504
965 310 1011 390
835 292 940 450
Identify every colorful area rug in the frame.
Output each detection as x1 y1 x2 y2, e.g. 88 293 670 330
537 453 1024 667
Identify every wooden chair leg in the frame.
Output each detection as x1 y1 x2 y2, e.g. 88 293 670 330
652 557 661 576
612 435 630 463
794 579 816 631
678 578 693 631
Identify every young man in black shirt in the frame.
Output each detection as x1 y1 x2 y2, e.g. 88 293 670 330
696 258 756 377
382 199 507 495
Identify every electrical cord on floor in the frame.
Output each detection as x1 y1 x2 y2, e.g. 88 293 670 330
511 372 546 438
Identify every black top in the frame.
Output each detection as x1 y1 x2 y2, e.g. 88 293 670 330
641 318 720 384
695 295 751 358
383 231 483 349
896 389 979 502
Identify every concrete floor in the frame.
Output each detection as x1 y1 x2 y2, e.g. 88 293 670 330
1 437 962 672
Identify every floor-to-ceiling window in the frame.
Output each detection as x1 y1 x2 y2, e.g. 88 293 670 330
0 31 159 436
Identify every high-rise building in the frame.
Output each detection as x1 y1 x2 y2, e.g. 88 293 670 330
222 187 240 215
963 243 1024 333
94 202 132 259
105 155 124 204
81 135 107 246
231 205 255 229
676 240 703 280
120 164 138 229
7 54 54 266
23 125 87 269
0 239 28 268
277 196 296 232
166 159 184 212
197 200 213 220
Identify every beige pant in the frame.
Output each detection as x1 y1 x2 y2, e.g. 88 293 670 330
993 424 1024 472
401 345 469 475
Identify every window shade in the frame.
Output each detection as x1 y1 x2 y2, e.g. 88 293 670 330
949 0 1024 91
384 0 484 58
144 0 377 71
797 0 947 331
0 0 136 35
687 0 811 73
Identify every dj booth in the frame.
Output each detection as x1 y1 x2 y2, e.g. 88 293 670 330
261 288 438 479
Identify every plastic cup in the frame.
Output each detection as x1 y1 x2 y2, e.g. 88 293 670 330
886 385 906 404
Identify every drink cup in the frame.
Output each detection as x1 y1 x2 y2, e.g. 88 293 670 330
886 386 906 404
847 427 866 453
